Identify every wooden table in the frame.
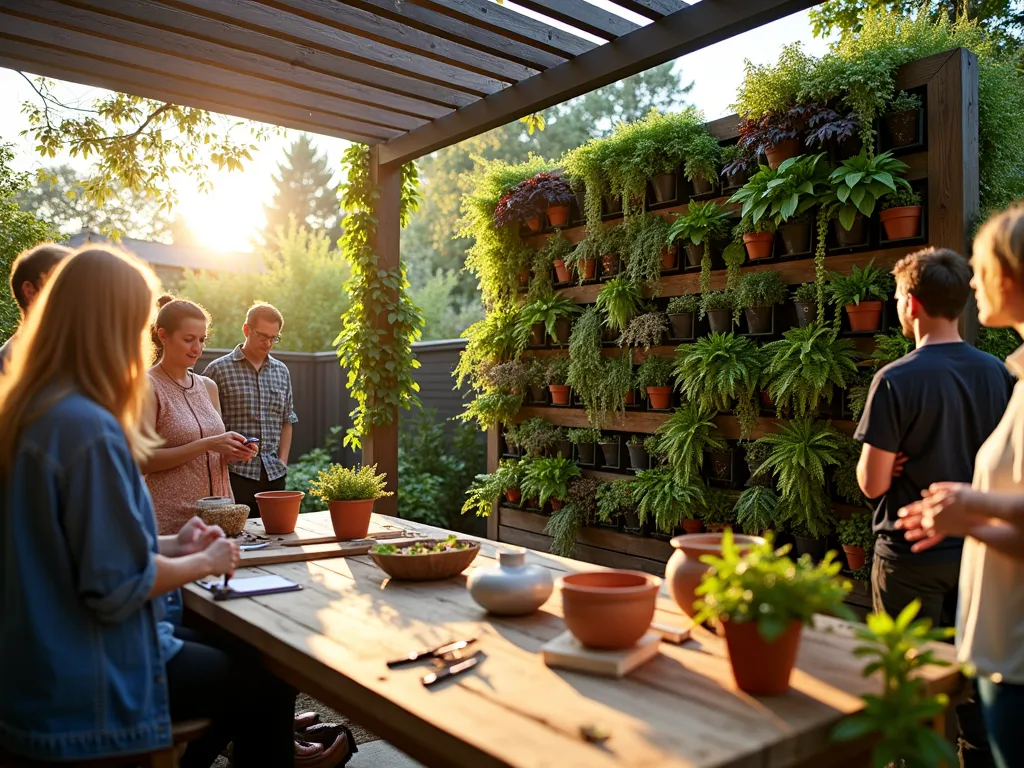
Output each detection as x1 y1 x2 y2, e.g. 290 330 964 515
183 513 962 768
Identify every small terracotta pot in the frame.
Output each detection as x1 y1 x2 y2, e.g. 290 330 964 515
665 533 764 617
660 246 677 271
793 300 817 328
646 386 672 410
668 312 694 340
651 172 677 203
601 253 619 276
842 544 867 572
525 498 539 510
845 301 883 332
723 618 803 695
624 390 636 406
626 443 649 470
552 317 571 345
885 108 920 148
549 384 571 405
559 570 661 650
707 309 732 334
553 259 572 284
743 232 774 260
547 204 570 228
833 215 866 248
518 270 531 287
576 442 596 465
685 242 704 268
526 216 542 232
681 519 704 535
765 139 800 169
505 487 522 505
779 220 811 255
254 490 304 534
744 306 773 335
328 498 374 540
579 258 596 280
602 194 623 216
880 206 922 240
691 175 715 197
598 441 619 467
550 499 565 511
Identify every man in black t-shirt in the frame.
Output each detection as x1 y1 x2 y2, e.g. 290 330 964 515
856 247 1013 767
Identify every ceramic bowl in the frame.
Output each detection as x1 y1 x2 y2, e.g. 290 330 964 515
370 540 480 581
559 570 661 650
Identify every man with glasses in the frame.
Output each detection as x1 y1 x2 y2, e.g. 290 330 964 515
204 302 298 517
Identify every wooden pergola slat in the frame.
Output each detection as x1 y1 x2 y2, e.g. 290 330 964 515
605 0 689 20
510 0 640 40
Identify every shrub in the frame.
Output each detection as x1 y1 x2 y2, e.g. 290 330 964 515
667 294 701 314
737 270 788 309
310 463 392 502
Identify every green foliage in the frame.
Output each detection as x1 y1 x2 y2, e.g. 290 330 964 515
667 294 701 314
684 129 724 185
847 368 874 422
567 308 632 426
619 311 669 351
335 145 422 450
407 267 484 341
824 151 912 231
729 153 830 227
734 486 781 535
539 228 574 267
309 463 393 503
668 200 733 293
733 43 817 119
545 476 600 557
694 531 853 641
521 456 581 507
634 354 675 391
794 282 818 302
889 90 923 113
515 417 560 456
545 357 570 386
454 310 523 391
764 323 859 417
737 270 788 308
633 467 707 532
828 259 895 307
456 391 523 431
976 326 1022 360
836 435 871 509
831 600 957 768
673 333 764 438
286 427 342 514
596 478 636 524
568 428 602 445
881 187 922 210
656 403 727 483
462 459 527 518
702 490 738 526
515 295 581 347
562 138 615 231
753 417 843 538
872 329 914 366
260 136 342 253
624 213 671 290
837 512 875 549
596 277 642 333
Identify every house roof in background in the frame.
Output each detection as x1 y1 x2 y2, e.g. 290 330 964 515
67 231 265 274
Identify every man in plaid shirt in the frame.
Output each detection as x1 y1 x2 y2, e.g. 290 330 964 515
204 303 298 517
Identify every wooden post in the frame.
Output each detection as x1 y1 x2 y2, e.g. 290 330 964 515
361 145 401 517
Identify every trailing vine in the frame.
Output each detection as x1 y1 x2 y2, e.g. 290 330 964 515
335 144 424 449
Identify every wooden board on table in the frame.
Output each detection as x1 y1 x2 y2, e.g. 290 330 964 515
541 630 661 678
237 516 424 567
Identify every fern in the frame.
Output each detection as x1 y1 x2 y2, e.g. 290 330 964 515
632 467 707 533
764 322 859 417
656 402 727 483
836 435 870 509
673 333 765 438
872 329 914 367
734 486 780 535
597 277 642 333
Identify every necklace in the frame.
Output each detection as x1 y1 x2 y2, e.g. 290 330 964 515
159 363 194 390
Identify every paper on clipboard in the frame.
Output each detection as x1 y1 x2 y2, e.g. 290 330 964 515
196 574 302 599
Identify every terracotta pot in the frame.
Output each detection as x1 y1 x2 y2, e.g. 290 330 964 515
549 384 571 405
550 499 565 511
691 175 715 197
880 206 922 240
626 443 649 470
650 172 677 203
598 441 619 468
833 215 866 248
681 519 704 535
254 490 304 534
526 216 542 232
624 390 636 406
743 231 774 260
552 317 571 345
760 391 773 409
525 498 539 510
845 300 883 332
885 108 920 148
579 258 596 280
706 450 732 480
601 253 620 276
327 499 374 540
602 194 623 216
668 312 694 340
684 242 704 268
646 386 673 410
665 533 764 617
660 246 677 271
553 259 572 284
744 306 773 335
547 204 570 228
707 309 732 334
576 442 596 465
518 270 531 287
778 220 811 255
553 439 572 460
723 618 803 695
505 487 522 505
793 535 828 562
842 544 867 572
528 322 545 347
559 570 661 650
765 139 800 169
793 299 817 328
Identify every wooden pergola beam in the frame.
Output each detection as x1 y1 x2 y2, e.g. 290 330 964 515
604 0 689 20
378 0 822 167
509 0 639 40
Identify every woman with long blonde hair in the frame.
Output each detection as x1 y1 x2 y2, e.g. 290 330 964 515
0 246 297 767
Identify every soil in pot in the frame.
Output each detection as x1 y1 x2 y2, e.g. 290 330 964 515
602 194 623 216
526 216 542 232
706 450 732 480
742 232 774 260
842 544 866 572
626 443 649 470
578 258 596 280
765 139 800 169
707 309 732 334
553 439 572 460
552 317 572 345
880 206 922 240
547 204 570 228
792 535 828 562
646 386 673 410
601 254 620 276
691 176 715 197
329 499 375 539
845 301 883 332
833 215 866 248
793 300 817 328
885 108 920 148
255 490 304 534
528 322 546 347
650 172 677 203
723 619 803 695
660 246 677 271
505 487 522 505
666 533 764 617
553 259 572 284
668 312 695 340
576 442 596 465
685 242 704 268
598 441 619 468
778 220 811 255
559 570 661 650
744 306 773 335
549 384 571 405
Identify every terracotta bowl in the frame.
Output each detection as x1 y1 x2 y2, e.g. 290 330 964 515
197 503 250 537
665 533 764 618
558 570 661 650
370 540 480 581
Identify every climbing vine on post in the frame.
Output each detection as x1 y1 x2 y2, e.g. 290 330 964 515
335 144 424 449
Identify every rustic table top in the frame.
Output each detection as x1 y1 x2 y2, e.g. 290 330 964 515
183 512 961 768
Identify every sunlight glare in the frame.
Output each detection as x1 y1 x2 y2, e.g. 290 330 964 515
175 169 269 253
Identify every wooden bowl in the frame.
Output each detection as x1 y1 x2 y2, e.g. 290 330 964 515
197 504 250 537
369 540 480 581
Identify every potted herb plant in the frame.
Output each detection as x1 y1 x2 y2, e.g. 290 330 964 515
656 402 727 484
546 358 571 405
823 150 912 247
461 459 528 515
540 228 575 284
699 290 737 335
597 433 619 469
619 310 668 352
596 478 638 533
666 294 700 340
633 466 707 535
517 295 581 348
684 129 723 197
673 333 764 439
524 357 547 403
701 491 737 532
626 434 649 470
720 144 753 190
736 270 787 334
635 354 675 410
763 323 858 417
792 283 818 327
884 91 923 148
549 427 572 460
743 439 774 482
517 417 559 457
828 259 894 332
568 427 601 465
837 512 873 572
310 463 394 540
734 485 780 535
596 277 641 335
544 477 600 557
666 200 733 279
880 188 923 241
694 531 852 695
597 223 627 277
520 455 581 512
480 359 530 396
734 216 777 262
567 231 599 282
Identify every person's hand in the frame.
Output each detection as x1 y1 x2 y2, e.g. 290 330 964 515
206 432 258 463
175 517 225 556
897 482 980 552
892 452 908 478
203 537 240 577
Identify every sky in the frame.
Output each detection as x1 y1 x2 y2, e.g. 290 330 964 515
0 3 833 254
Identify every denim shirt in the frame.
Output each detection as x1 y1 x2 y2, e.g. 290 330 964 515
0 392 182 761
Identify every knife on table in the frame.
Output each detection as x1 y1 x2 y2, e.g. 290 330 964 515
386 638 477 668
422 652 482 687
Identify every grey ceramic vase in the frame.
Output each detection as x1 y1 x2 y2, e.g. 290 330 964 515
467 548 553 616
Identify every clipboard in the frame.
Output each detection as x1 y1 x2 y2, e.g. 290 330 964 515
195 574 303 601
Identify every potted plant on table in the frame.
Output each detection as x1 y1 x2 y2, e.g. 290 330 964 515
701 491 737 532
461 459 528 515
879 188 923 241
699 290 737 335
517 295 582 348
656 402 727 484
828 259 894 333
635 354 675 410
837 512 874 572
568 427 602 465
619 310 669 352
596 277 642 336
736 270 787 335
545 358 571 405
884 91 923 148
792 282 818 327
310 463 394 540
633 466 708 535
763 323 858 417
520 455 581 512
666 294 700 340
667 200 733 290
626 434 649 470
694 531 852 695
823 150 912 247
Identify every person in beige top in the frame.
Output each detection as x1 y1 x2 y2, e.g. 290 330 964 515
898 206 1024 768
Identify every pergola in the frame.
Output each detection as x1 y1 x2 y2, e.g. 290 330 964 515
0 0 820 514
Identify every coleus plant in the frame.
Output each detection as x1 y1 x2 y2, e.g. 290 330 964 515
494 172 574 227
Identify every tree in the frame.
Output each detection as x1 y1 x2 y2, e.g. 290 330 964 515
1 144 56 343
259 135 342 252
16 164 173 241
407 267 484 341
